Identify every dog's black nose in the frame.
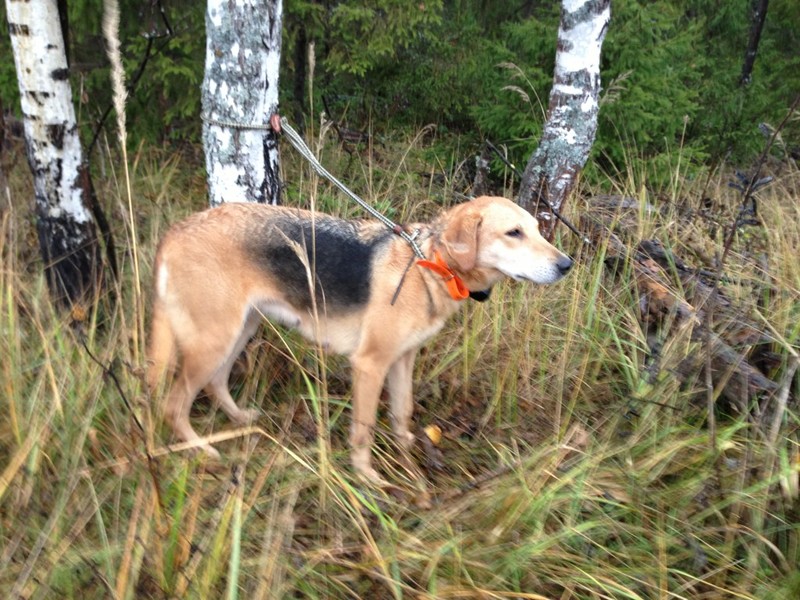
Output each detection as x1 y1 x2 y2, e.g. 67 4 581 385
557 255 573 275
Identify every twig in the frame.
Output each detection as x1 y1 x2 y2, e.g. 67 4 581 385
78 333 146 439
768 357 799 448
76 329 170 511
702 95 800 429
89 0 182 156
718 94 800 271
89 0 175 154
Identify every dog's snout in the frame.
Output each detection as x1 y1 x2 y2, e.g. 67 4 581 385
557 255 573 275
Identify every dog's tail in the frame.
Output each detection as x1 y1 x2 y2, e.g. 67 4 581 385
147 256 176 392
146 298 176 393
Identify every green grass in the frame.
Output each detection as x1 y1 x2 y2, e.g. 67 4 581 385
1 130 798 599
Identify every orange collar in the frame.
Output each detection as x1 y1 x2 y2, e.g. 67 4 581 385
417 250 470 301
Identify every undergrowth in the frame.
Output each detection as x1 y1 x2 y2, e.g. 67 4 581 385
0 129 798 599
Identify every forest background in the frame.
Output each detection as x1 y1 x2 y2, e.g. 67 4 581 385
1 1 800 599
2 0 799 176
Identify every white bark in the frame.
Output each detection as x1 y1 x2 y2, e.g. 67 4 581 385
6 0 101 303
202 0 283 206
518 0 610 239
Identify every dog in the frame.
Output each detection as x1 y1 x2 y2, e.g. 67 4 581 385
147 196 572 481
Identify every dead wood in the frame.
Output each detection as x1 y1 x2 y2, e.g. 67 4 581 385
471 144 491 197
580 205 778 410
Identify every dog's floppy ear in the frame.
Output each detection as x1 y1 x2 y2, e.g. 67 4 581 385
442 206 481 272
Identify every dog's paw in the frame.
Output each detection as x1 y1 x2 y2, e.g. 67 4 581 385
194 443 221 460
229 407 260 426
351 449 389 486
396 429 416 449
357 467 390 487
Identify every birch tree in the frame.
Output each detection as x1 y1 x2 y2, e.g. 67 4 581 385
202 0 283 206
517 0 610 240
6 0 102 305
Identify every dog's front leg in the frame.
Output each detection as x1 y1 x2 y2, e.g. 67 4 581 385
386 349 417 450
349 351 390 482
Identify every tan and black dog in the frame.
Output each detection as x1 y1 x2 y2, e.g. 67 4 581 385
147 195 572 481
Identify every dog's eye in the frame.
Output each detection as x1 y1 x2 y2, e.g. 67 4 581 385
505 228 523 238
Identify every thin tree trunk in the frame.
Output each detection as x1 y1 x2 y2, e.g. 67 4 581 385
0 95 9 211
202 0 283 206
292 23 308 130
6 0 102 306
517 0 610 240
740 0 769 86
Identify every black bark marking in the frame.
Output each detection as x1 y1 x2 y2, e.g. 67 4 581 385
47 124 66 150
8 23 30 36
24 91 52 107
262 130 281 204
50 68 70 81
36 212 101 307
562 0 609 29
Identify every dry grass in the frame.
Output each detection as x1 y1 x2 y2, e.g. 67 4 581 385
0 126 798 599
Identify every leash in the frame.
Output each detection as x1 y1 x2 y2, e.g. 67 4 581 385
279 117 477 302
202 112 425 258
278 117 474 302
278 117 427 260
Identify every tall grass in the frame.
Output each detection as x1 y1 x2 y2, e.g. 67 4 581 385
0 124 798 599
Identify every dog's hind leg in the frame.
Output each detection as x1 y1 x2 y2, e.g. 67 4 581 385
164 309 257 456
204 312 261 426
386 349 417 449
164 352 225 457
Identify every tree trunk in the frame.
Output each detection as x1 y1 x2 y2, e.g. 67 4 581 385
202 0 283 206
292 22 308 130
740 0 769 86
0 96 9 210
6 0 102 306
517 0 610 240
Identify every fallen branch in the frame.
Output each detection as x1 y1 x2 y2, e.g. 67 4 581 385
580 214 778 409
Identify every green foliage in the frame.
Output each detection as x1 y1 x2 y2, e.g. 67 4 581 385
596 0 705 169
75 1 205 145
119 11 205 143
1 0 797 179
683 0 800 162
0 0 204 145
325 0 443 77
0 9 19 112
469 7 560 150
352 4 518 130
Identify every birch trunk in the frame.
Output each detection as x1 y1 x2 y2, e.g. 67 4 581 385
202 0 283 206
517 0 610 240
6 0 102 305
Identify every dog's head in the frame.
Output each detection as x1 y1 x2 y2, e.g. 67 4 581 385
441 196 573 290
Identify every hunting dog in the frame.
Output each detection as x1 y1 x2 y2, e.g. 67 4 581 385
147 196 572 481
